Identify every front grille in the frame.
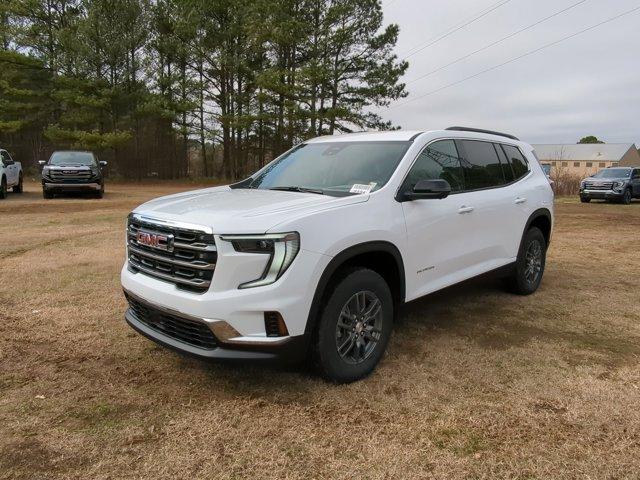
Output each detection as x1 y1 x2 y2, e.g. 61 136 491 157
127 215 217 294
126 293 217 349
585 181 613 190
48 169 94 182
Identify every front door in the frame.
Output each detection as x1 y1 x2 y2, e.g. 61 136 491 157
400 139 478 299
0 151 17 186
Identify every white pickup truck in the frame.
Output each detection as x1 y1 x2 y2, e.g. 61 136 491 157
0 149 23 199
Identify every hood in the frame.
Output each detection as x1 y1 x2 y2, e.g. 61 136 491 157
133 186 368 234
584 175 629 182
47 165 93 170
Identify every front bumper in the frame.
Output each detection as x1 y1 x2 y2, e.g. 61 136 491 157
124 290 307 363
121 245 331 363
580 189 624 200
43 182 102 191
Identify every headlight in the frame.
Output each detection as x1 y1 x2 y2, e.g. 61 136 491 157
221 232 300 288
91 167 99 176
580 181 586 189
613 181 626 190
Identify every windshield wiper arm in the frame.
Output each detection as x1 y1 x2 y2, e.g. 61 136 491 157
269 186 325 195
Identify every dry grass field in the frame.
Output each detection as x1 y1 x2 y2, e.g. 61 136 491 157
1 181 640 479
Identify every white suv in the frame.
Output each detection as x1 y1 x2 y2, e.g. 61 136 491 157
121 127 553 383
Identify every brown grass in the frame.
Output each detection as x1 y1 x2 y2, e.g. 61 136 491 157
1 182 640 479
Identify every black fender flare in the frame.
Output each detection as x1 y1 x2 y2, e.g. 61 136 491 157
521 207 553 249
303 241 406 339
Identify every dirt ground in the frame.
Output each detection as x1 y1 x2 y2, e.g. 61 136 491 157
1 181 639 479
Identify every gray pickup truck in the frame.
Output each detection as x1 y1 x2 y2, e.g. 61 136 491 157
580 167 640 204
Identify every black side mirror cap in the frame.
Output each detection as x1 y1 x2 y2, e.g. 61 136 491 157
401 179 452 201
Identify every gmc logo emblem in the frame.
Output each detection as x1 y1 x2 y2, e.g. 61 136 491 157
136 230 174 252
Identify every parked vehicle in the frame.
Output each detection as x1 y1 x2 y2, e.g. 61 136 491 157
0 148 23 199
39 151 107 199
579 167 640 204
121 127 554 383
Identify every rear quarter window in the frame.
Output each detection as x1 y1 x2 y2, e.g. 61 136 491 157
501 144 529 180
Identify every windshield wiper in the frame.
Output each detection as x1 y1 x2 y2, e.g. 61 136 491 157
269 186 325 195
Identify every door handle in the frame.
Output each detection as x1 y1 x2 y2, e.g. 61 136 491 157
458 206 474 214
515 197 527 204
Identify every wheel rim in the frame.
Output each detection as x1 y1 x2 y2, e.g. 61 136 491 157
335 290 383 365
524 240 543 285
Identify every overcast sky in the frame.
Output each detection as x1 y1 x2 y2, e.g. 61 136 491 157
377 0 640 145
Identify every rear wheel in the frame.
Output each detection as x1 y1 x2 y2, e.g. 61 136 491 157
312 268 393 383
622 188 632 205
13 174 23 193
0 177 6 199
506 227 546 295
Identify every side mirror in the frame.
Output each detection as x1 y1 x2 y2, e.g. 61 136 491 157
38 160 47 166
402 179 451 201
99 161 108 167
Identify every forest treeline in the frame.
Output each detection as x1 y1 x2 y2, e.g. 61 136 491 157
0 0 407 179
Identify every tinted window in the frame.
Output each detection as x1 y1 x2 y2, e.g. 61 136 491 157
460 140 505 190
1 151 12 164
494 143 514 182
402 140 464 193
502 145 529 180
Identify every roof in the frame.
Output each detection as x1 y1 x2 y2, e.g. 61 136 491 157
306 131 424 143
532 143 636 162
305 129 527 144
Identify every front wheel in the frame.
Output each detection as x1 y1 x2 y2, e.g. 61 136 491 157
580 196 590 203
13 174 23 193
43 187 53 199
622 189 632 205
312 268 393 383
0 177 6 199
506 227 546 295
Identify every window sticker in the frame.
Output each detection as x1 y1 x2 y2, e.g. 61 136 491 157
350 182 377 194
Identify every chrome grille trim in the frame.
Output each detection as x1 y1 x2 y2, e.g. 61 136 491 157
584 181 613 190
127 214 217 293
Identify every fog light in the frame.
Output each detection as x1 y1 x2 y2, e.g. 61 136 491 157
264 311 288 337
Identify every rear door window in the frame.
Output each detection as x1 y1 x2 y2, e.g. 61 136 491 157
494 143 514 183
459 140 505 190
501 144 529 180
402 140 465 193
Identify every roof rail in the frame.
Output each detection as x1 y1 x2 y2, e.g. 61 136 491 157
445 126 519 141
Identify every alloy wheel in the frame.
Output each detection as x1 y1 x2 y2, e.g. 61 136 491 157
335 291 384 365
524 240 542 285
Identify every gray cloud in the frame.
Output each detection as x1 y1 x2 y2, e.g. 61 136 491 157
378 0 640 145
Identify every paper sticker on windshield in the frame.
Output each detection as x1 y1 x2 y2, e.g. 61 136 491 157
350 183 376 194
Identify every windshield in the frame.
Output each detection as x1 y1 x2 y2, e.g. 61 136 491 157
49 151 96 166
593 168 630 178
241 141 410 196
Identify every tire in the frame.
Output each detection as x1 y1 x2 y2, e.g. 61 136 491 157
580 196 590 203
0 177 6 199
13 174 23 193
506 227 546 295
95 184 104 199
312 268 393 383
622 189 632 205
43 187 53 199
